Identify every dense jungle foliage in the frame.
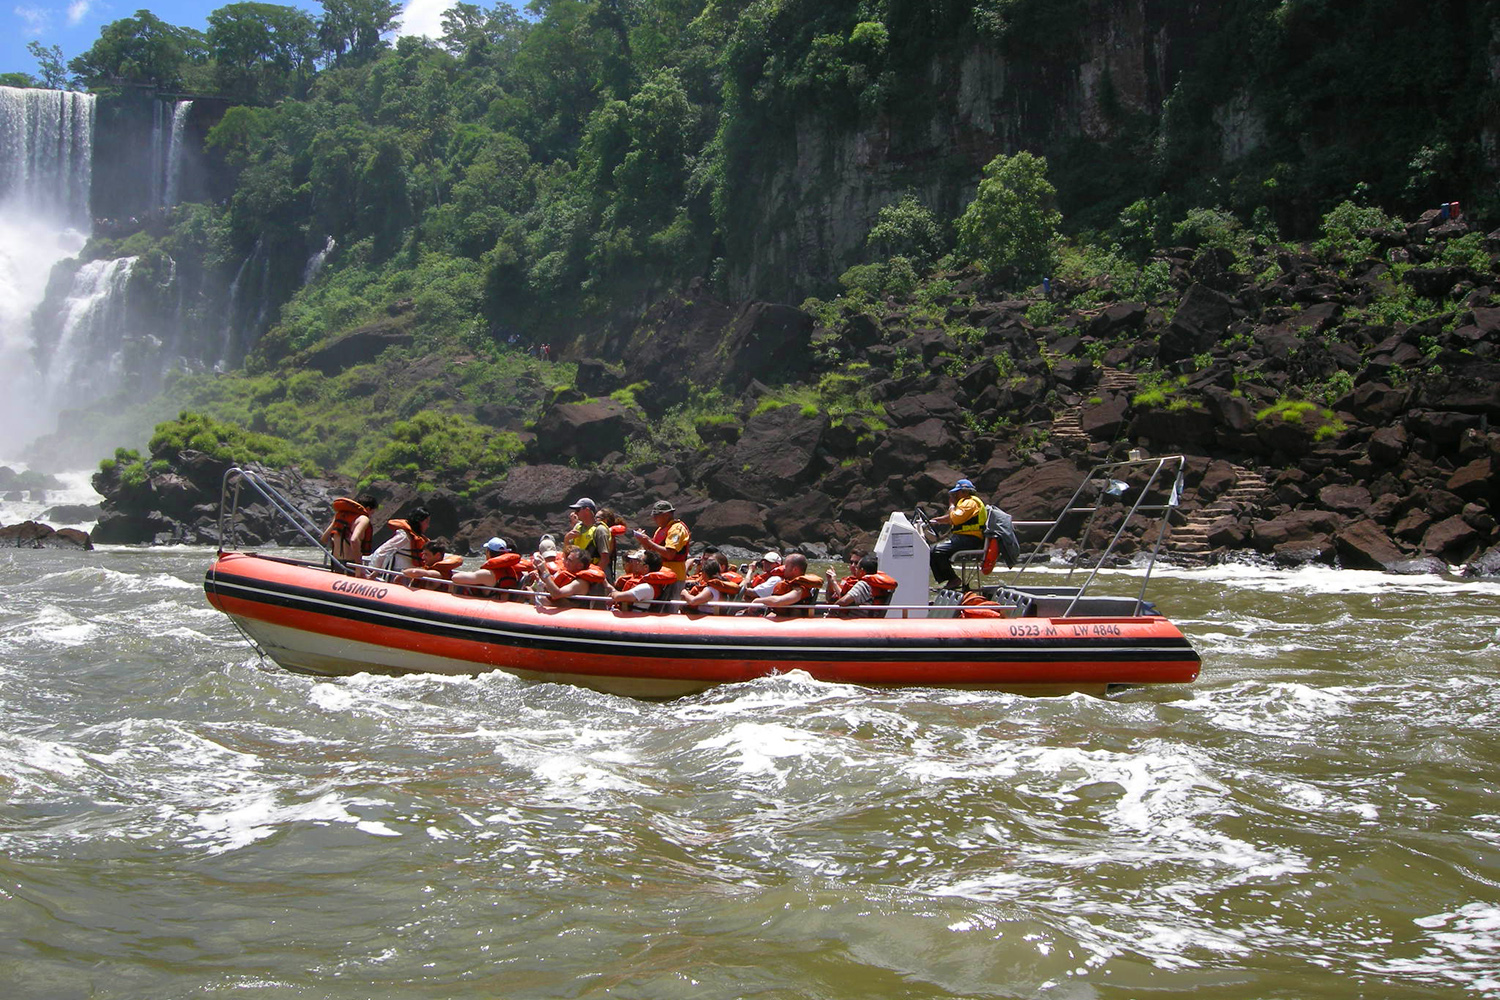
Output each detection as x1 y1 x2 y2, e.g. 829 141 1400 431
10 0 1496 486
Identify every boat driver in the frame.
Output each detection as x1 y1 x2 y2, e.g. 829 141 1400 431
928 478 985 591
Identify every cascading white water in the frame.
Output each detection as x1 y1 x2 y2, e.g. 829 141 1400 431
303 235 336 284
164 100 193 207
0 85 95 456
45 256 138 390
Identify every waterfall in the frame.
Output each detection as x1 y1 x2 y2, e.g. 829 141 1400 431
0 85 95 455
164 100 193 207
303 236 336 284
148 98 164 212
45 256 138 391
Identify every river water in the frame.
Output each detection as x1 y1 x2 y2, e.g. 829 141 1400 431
1 538 1498 998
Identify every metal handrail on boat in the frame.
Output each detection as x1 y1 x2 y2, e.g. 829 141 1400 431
263 552 991 617
1008 454 1185 617
218 467 350 571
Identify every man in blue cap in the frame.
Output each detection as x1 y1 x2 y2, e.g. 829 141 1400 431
929 478 986 590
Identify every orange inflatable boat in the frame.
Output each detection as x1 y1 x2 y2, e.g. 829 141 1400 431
204 460 1201 698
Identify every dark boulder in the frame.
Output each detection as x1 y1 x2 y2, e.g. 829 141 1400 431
42 503 102 523
1079 392 1130 440
1333 520 1406 571
1158 284 1234 363
1463 544 1500 578
0 520 92 549
1422 515 1482 560
765 491 836 546
723 303 815 387
695 500 769 549
710 404 829 499
485 464 592 514
1318 484 1372 516
530 398 648 463
301 315 413 375
1252 510 1343 553
994 460 1086 520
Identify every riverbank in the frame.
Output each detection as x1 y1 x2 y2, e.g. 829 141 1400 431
85 209 1497 576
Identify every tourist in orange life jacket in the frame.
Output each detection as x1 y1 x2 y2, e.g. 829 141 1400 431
451 537 534 600
535 545 609 608
401 540 465 587
563 497 611 569
608 549 678 610
367 507 430 574
829 554 899 618
822 549 865 601
746 551 784 598
929 479 985 590
321 494 377 571
748 553 824 615
633 499 691 582
683 559 741 614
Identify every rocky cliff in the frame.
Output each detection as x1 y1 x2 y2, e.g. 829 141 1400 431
92 209 1500 576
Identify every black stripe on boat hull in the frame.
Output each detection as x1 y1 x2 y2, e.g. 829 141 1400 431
205 571 1200 667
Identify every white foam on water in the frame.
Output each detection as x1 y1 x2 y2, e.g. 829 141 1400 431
36 565 197 595
190 788 378 853
693 720 840 779
1182 680 1359 739
0 602 100 646
1150 560 1500 598
1358 902 1500 995
0 730 91 791
0 466 101 529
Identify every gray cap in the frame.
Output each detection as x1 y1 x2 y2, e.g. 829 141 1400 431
568 497 597 510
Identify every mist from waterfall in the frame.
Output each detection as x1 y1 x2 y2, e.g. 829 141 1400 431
0 85 95 457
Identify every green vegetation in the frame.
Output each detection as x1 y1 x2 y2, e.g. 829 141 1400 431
955 151 1061 283
1256 398 1348 442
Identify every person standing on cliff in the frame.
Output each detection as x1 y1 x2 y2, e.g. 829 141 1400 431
929 479 985 590
633 499 692 583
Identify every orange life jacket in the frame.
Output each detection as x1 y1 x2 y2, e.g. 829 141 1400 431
773 573 825 608
386 519 428 565
695 574 740 598
719 570 744 589
613 573 644 591
330 498 372 557
959 591 1005 618
750 564 784 588
481 553 533 588
640 569 678 601
551 565 609 603
862 572 898 605
430 554 464 580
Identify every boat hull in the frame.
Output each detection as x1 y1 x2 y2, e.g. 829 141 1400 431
204 553 1201 698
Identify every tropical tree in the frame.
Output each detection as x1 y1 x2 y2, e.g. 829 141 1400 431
27 42 69 89
317 0 403 67
206 2 320 101
955 150 1061 283
68 10 206 89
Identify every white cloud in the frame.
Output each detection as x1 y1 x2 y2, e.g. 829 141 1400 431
398 0 449 40
13 5 50 34
66 0 91 26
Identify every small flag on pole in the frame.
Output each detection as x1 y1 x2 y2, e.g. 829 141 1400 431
1104 479 1129 496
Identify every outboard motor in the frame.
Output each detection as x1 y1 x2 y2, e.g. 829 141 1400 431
874 511 930 619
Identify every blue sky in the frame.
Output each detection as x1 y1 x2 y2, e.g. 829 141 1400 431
1 0 450 82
